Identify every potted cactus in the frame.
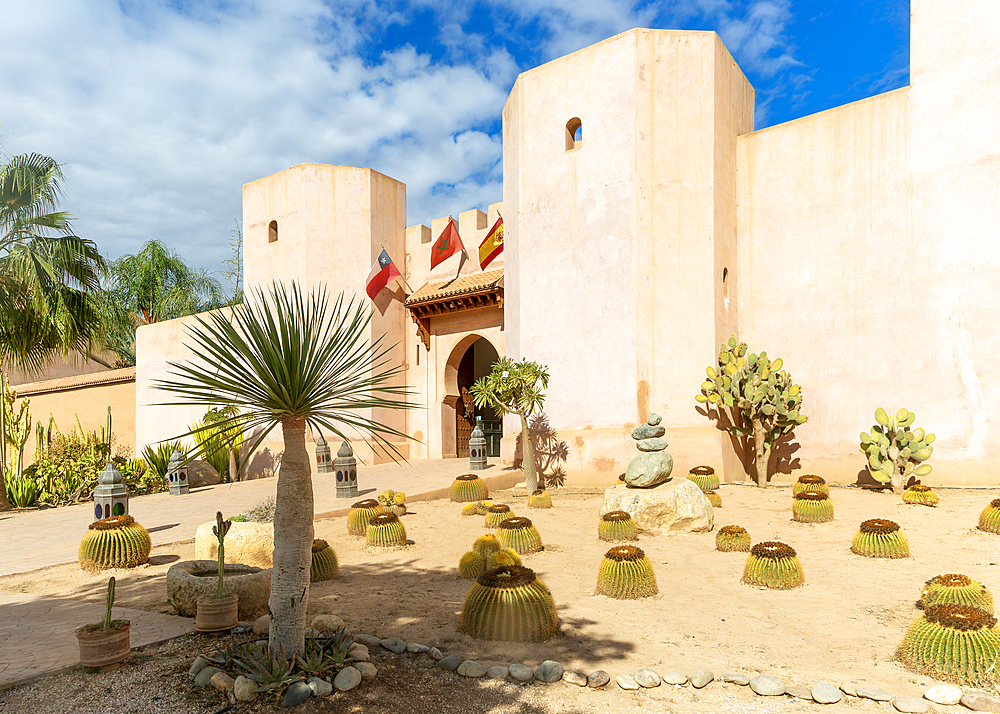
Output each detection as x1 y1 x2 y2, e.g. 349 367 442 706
76 576 131 668
196 511 238 631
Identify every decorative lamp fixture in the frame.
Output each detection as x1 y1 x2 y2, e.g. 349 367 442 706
93 462 128 521
315 432 333 474
469 417 488 471
166 449 189 496
335 440 359 498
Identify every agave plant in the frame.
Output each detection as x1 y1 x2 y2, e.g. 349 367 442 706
231 639 303 694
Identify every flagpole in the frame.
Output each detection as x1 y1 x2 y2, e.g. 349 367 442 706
379 243 413 293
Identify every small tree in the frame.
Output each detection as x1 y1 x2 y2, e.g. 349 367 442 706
696 335 807 487
470 357 549 493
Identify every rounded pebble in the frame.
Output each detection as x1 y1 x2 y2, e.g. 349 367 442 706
356 662 378 680
307 676 333 697
812 682 843 704
311 614 344 632
722 673 749 685
786 685 812 700
380 638 407 653
924 685 962 706
634 669 661 688
188 656 209 677
588 671 611 688
407 642 430 653
750 675 785 696
535 660 564 683
893 696 929 713
961 691 1000 712
690 669 714 688
858 688 893 702
283 680 313 706
509 663 534 682
429 647 444 661
840 680 860 697
252 614 270 636
194 666 222 688
354 633 382 648
210 671 235 693
487 666 510 679
562 670 587 687
662 671 688 686
234 675 257 702
617 674 639 690
334 666 362 692
457 660 486 678
438 654 463 672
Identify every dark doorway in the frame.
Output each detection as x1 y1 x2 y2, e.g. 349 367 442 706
455 338 501 458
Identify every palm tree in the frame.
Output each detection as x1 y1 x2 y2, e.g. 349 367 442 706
153 281 414 655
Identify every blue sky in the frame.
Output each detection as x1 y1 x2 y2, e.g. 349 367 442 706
0 0 909 277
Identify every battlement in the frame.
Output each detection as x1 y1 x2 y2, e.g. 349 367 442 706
405 202 504 289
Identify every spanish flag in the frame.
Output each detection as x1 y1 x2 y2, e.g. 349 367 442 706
479 215 503 270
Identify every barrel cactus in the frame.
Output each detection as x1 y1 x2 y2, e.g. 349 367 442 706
918 574 993 614
742 541 804 589
687 465 719 492
705 491 722 508
596 545 658 599
902 484 939 507
79 515 152 570
496 516 543 555
459 551 486 580
366 512 407 547
460 565 558 642
485 504 514 528
860 408 935 494
851 519 909 558
487 548 522 569
977 499 1000 535
461 503 479 516
348 499 384 536
473 534 502 559
450 474 488 503
897 604 1000 687
310 539 339 582
792 490 834 523
528 489 552 509
475 500 494 515
716 525 751 552
793 474 828 496
598 511 638 542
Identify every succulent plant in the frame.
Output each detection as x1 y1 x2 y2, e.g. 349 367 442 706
897 604 1000 687
860 408 935 494
487 548 522 569
461 503 479 516
450 474 489 503
79 515 152 570
485 504 514 528
347 499 385 536
528 489 552 508
475 500 494 515
705 491 722 508
596 545 658 599
792 474 828 496
687 465 719 492
977 499 1000 535
918 574 993 614
742 541 804 589
366 512 407 547
299 627 355 676
902 484 939 507
716 525 751 552
310 539 339 582
851 519 909 558
496 516 543 554
792 490 834 523
459 551 486 580
598 510 638 542
473 534 502 559
231 640 303 694
460 565 558 642
378 490 397 507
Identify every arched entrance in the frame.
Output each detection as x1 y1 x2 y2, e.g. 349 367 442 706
443 336 501 458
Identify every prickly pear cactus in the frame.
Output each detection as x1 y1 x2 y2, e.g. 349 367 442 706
696 335 808 487
460 565 558 642
897 604 1000 687
596 545 658 599
310 539 339 582
79 516 151 570
860 408 935 494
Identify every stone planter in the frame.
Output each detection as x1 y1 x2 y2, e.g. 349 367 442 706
77 621 131 667
166 560 271 620
195 521 273 568
196 593 239 632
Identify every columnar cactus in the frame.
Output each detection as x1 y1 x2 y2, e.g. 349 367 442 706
793 475 828 496
485 504 514 528
596 545 658 599
897 604 1000 687
742 542 804 589
366 512 407 547
79 515 152 570
310 539 339 582
460 565 558 642
496 516 543 555
860 408 935 494
792 490 834 523
705 491 722 508
977 499 1000 535
687 465 719 492
459 551 486 580
918 574 993 614
347 499 384 536
598 511 638 542
473 534 502 560
716 525 751 552
902 484 939 507
851 519 909 558
450 474 488 503
487 548 522 569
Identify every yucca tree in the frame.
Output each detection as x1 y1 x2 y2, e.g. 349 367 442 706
154 281 414 655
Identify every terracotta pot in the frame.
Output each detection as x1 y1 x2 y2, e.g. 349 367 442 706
196 593 239 632
77 621 131 667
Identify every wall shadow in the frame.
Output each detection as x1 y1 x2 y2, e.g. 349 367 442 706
512 413 569 488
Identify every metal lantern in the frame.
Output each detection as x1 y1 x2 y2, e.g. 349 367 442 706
167 448 189 496
334 440 359 498
469 417 488 471
93 462 128 521
315 432 333 474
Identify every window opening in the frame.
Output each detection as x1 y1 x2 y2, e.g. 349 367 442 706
565 118 583 151
268 220 278 243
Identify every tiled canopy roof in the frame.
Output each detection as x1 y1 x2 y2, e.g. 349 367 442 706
404 269 503 306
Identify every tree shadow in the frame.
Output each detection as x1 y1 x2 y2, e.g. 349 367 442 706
770 432 802 476
695 404 804 483
512 413 569 488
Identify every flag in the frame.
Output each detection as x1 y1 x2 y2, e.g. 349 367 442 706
430 218 464 269
366 249 401 300
479 215 503 270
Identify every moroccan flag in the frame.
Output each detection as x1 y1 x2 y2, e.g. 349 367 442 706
430 218 463 269
479 215 503 270
366 249 401 300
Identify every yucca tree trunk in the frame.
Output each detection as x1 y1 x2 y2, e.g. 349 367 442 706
520 413 538 493
268 417 314 656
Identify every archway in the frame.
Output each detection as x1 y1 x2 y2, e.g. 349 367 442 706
443 336 501 458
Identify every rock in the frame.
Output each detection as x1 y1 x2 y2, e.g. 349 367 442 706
786 686 812 700
380 638 406 653
406 642 430 653
509 664 534 682
252 614 270 636
636 438 670 452
722 673 749 685
356 662 377 680
195 521 274 568
893 696 929 713
840 681 860 697
600 481 713 535
283 680 313 706
311 615 344 632
234 676 257 701
194 666 222 687
349 649 370 662
632 424 666 440
634 669 661 688
307 676 333 697
487 666 509 679
858 688 893 702
563 670 587 686
961 692 1000 712
750 675 785 696
624 451 674 488
354 634 382 648
648 413 662 425
535 661 564 683
812 682 842 704
438 654 463 672
588 671 611 688
334 667 362 692
458 660 486 678
691 669 714 688
166 560 271 620
617 674 640 690
210 671 235 693
662 671 688 686
924 684 962 705
349 643 369 656
188 656 209 677
429 647 444 661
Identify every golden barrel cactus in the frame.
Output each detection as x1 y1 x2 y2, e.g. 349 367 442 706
897 604 1000 687
496 517 543 555
598 510 638 542
742 541 804 590
716 525 751 552
347 499 384 536
79 516 151 570
310 539 339 582
851 519 909 558
460 565 558 642
596 545 657 599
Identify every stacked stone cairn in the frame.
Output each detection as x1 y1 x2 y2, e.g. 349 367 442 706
624 414 673 487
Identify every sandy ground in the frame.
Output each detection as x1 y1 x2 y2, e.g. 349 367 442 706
2 482 1000 712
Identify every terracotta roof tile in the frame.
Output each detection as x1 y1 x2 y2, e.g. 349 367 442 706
405 269 503 306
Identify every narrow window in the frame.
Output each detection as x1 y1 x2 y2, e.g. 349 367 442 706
268 220 278 243
723 267 730 311
416 345 420 366
565 118 583 151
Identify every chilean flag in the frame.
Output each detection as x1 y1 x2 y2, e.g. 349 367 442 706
366 249 401 300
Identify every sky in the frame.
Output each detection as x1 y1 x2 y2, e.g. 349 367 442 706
0 0 909 279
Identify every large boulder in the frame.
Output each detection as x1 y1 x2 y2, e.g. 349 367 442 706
195 521 273 568
166 560 271 620
600 479 713 535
